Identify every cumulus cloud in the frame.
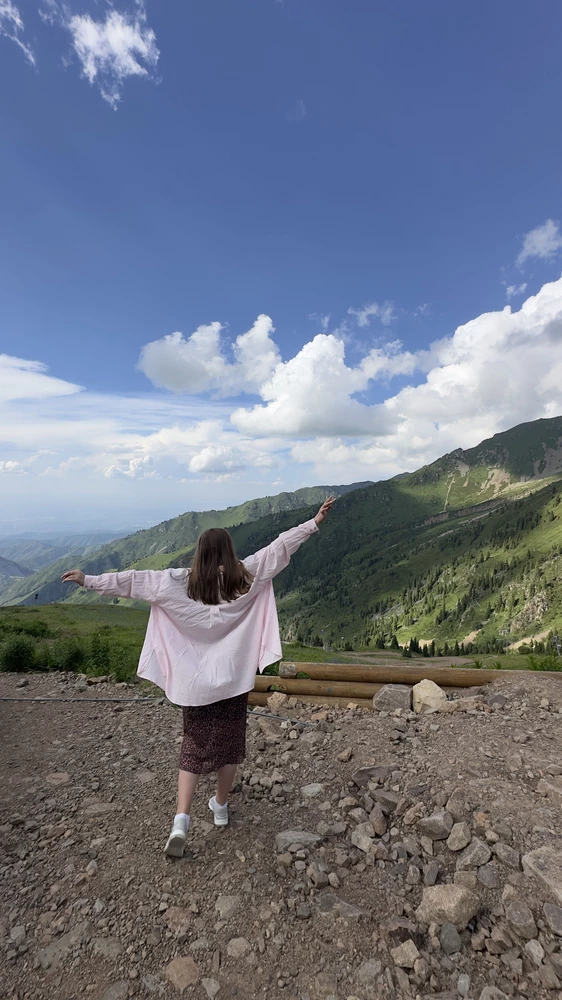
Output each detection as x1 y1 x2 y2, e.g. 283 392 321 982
0 0 35 64
138 315 281 397
43 0 159 108
517 219 562 267
347 301 395 327
0 354 82 403
506 282 527 300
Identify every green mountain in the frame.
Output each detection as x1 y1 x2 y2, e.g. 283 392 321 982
0 556 33 593
0 481 372 607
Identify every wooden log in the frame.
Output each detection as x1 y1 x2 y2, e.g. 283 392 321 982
248 691 373 711
278 661 528 687
254 676 382 699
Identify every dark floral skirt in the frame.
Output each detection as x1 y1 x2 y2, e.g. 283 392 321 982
179 692 249 775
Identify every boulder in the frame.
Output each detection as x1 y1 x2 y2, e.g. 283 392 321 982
505 899 538 940
275 830 323 851
412 678 447 714
372 684 412 712
415 885 479 930
522 846 562 905
418 810 453 841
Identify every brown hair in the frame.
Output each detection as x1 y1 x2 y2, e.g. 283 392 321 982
187 527 254 604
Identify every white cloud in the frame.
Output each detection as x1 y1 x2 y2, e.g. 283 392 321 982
0 355 82 403
506 282 527 300
44 0 159 108
347 301 395 327
0 0 35 64
517 219 562 267
0 460 26 474
138 314 281 397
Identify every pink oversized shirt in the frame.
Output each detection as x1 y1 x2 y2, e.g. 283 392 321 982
83 518 319 706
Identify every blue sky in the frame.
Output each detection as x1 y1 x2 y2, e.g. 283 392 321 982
2 0 562 534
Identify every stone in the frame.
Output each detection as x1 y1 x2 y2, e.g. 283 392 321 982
226 937 251 958
505 899 537 939
478 990 508 1000
418 810 453 841
537 776 562 807
164 907 191 934
391 938 420 967
352 764 393 788
539 963 561 989
457 974 470 997
267 691 288 713
412 678 447 713
372 788 400 812
456 838 492 870
351 823 375 853
301 782 325 798
202 980 220 999
10 925 25 946
99 985 129 1000
92 936 123 959
524 938 545 966
415 885 479 930
215 895 240 919
164 956 200 991
372 684 412 712
478 864 501 888
522 846 562 904
369 803 387 835
446 789 469 821
493 842 520 870
275 829 323 851
447 822 472 852
45 772 70 785
316 893 366 920
338 746 353 762
440 922 462 955
86 859 99 876
356 958 382 985
37 920 92 969
543 902 562 936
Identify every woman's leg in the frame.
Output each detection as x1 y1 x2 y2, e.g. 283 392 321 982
216 763 237 806
177 769 199 815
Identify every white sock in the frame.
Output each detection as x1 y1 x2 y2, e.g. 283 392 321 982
174 812 190 827
212 797 227 811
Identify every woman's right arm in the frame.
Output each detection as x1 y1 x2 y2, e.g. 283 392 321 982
62 569 166 603
242 496 335 583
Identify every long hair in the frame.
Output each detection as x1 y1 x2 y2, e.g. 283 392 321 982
187 527 254 604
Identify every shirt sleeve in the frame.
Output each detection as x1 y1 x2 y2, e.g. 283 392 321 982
82 570 167 603
242 518 319 583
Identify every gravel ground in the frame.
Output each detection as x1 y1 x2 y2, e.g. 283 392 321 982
2 669 562 1000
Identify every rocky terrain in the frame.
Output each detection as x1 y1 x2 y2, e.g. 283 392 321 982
2 670 562 1000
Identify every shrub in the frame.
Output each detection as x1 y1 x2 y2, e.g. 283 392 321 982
527 654 562 672
0 635 37 672
49 637 86 672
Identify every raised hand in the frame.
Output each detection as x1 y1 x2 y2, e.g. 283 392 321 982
314 495 336 525
62 569 85 587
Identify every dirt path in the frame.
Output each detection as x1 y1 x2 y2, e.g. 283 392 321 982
2 670 562 1000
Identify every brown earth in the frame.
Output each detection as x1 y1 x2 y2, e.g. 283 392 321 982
2 669 562 1000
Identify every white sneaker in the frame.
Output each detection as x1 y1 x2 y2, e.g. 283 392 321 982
164 817 189 857
208 796 229 827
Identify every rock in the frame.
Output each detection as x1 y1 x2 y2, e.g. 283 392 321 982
92 937 123 959
226 937 251 958
440 922 462 955
524 938 545 966
316 893 366 920
267 691 288 713
456 838 492 870
543 902 562 936
37 920 92 969
372 789 400 812
486 693 507 709
505 899 537 939
415 885 479 930
10 925 25 946
418 810 453 841
522 846 562 904
301 782 325 798
99 985 129 1000
202 980 220 999
16 677 28 688
135 769 154 784
391 939 420 968
372 684 412 712
478 989 508 1000
275 829 323 851
164 956 200 990
164 907 191 934
412 678 447 713
369 803 387 835
215 895 240 919
356 958 383 985
446 789 469 821
493 842 520 870
351 823 375 853
338 746 353 762
539 963 561 989
86 859 99 876
351 764 393 788
457 974 470 997
477 864 501 889
447 822 472 852
45 772 70 786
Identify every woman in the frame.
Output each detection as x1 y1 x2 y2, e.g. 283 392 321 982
62 496 334 857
